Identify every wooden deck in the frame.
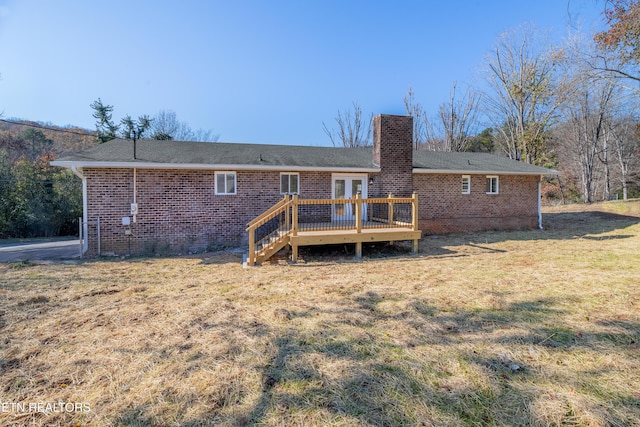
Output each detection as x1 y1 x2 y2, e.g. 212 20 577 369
290 226 421 262
246 194 421 265
292 226 422 244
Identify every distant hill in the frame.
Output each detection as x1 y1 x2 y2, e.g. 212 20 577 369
0 118 96 160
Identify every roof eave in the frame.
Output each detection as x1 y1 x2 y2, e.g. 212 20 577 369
50 161 557 176
412 168 559 176
50 160 379 173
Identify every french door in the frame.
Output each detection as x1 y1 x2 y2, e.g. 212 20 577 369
332 174 367 221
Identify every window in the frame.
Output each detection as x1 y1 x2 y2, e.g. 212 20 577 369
280 173 299 194
215 172 236 195
461 175 471 194
486 175 499 194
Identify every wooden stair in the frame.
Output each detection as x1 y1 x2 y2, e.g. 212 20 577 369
245 195 294 266
253 231 291 264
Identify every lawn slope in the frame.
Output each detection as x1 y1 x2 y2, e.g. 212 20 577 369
1 201 639 426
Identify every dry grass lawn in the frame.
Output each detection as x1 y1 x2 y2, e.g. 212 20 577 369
1 201 639 426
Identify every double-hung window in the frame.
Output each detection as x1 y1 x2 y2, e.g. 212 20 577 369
461 175 471 194
215 172 236 195
486 175 499 194
280 173 299 194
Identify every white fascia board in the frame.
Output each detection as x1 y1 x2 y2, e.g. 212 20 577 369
50 160 379 173
412 168 558 176
50 161 557 176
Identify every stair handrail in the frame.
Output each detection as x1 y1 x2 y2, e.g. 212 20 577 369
246 195 294 266
246 195 292 230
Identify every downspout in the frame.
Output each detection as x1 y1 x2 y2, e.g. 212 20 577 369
133 168 137 223
538 176 543 230
71 166 89 254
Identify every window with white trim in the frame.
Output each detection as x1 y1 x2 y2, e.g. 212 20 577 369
215 172 236 195
461 175 471 194
486 175 499 194
280 173 299 194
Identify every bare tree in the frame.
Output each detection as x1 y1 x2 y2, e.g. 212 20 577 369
414 83 481 152
0 72 4 118
190 128 219 143
437 82 481 152
556 67 618 203
151 110 219 142
322 102 372 147
609 110 640 200
483 25 567 165
403 87 427 149
150 110 181 140
554 33 637 203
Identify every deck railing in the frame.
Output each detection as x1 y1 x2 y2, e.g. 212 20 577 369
246 193 419 265
294 193 418 232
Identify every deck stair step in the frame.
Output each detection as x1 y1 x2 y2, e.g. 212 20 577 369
255 233 290 264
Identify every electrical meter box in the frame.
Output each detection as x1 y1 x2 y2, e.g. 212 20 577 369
131 203 138 215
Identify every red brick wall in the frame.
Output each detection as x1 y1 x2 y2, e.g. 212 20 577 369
82 168 540 256
83 168 333 256
414 173 540 233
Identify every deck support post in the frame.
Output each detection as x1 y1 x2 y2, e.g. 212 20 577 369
355 242 362 259
292 194 299 236
355 193 362 233
411 193 419 231
355 193 363 258
248 227 256 266
412 192 419 254
388 193 395 245
284 194 290 230
291 194 299 262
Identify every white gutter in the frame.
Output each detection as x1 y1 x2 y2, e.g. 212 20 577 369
71 166 88 255
50 160 560 176
413 168 559 176
50 160 379 173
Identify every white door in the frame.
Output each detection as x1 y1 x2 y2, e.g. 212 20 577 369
332 175 367 221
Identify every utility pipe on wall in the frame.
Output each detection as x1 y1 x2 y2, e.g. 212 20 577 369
538 176 543 230
133 168 137 223
71 166 88 255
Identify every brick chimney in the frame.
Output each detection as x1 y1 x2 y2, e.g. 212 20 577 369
372 114 413 197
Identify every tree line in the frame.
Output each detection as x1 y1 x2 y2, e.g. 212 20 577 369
0 104 219 238
323 1 640 203
91 99 219 144
0 123 92 238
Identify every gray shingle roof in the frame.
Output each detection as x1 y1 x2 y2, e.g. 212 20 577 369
52 138 556 175
413 151 555 174
54 139 374 169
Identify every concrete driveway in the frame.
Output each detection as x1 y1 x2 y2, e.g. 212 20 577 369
0 239 81 262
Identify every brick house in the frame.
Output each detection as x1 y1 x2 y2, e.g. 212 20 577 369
51 114 556 257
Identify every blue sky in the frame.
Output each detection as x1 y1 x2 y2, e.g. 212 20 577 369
0 0 604 146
